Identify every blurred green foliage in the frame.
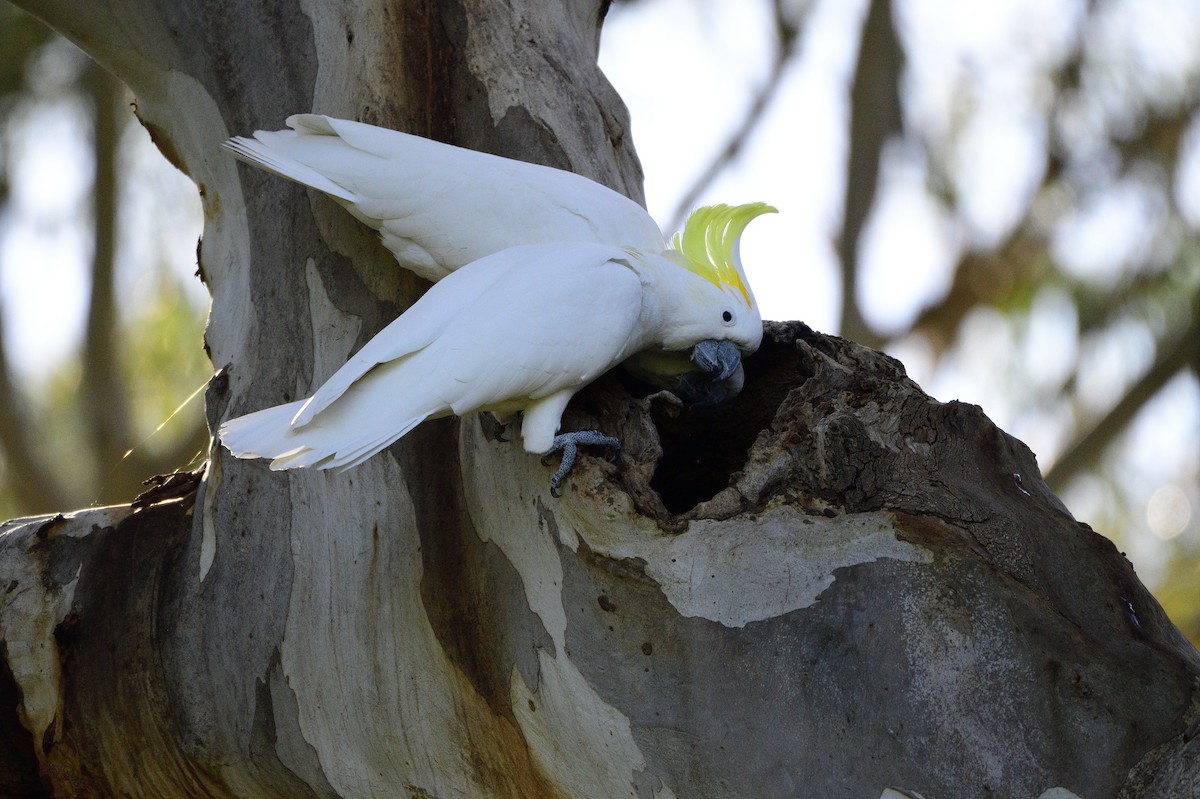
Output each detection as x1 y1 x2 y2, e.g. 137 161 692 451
0 2 208 520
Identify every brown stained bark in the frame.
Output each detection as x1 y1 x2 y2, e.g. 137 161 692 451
1 1 1198 797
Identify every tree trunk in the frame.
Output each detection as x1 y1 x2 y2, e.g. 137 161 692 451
2 2 1199 798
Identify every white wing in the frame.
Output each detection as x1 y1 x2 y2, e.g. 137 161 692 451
429 247 647 414
289 249 512 427
219 400 308 461
220 242 645 470
224 115 666 281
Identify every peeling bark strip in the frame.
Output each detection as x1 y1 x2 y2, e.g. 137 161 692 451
5 0 1200 796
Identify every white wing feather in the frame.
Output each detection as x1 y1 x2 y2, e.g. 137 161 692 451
223 115 666 281
219 242 646 469
219 400 309 461
289 250 512 427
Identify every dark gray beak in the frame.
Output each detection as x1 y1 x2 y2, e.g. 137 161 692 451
690 339 742 382
676 339 745 409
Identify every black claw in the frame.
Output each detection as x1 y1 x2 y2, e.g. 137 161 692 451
549 465 569 496
481 414 512 443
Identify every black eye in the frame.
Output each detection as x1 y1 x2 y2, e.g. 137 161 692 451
722 310 734 323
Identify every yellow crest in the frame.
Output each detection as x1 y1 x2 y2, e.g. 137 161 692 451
671 202 776 306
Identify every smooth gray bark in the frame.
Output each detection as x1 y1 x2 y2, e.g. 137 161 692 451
1 2 1198 798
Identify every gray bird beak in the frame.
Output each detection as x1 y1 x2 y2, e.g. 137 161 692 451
690 339 742 382
674 362 745 408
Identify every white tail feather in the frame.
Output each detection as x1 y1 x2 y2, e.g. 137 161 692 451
220 399 429 472
218 401 308 461
223 136 358 204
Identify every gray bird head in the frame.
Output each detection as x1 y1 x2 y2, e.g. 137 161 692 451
622 339 748 409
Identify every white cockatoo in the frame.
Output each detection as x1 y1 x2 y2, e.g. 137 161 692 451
219 203 773 493
222 115 768 406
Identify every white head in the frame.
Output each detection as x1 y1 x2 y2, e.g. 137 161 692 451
655 202 775 354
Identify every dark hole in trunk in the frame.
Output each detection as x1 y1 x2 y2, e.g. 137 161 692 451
644 323 814 514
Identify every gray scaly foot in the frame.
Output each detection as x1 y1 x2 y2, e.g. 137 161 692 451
544 430 621 497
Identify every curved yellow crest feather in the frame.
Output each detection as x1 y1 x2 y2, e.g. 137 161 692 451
671 203 776 306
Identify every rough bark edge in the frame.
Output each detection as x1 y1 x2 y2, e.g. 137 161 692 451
1118 695 1200 799
0 488 210 795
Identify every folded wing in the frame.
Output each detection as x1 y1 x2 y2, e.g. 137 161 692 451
219 242 646 470
224 115 666 281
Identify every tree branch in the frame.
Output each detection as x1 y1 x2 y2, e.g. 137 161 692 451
837 0 902 348
1046 305 1200 490
80 61 140 499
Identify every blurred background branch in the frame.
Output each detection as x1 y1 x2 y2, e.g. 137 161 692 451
1047 295 1199 491
838 0 903 349
0 0 208 517
665 0 804 232
81 62 135 493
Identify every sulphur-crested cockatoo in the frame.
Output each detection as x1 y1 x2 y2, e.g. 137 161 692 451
219 203 773 493
223 115 765 405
